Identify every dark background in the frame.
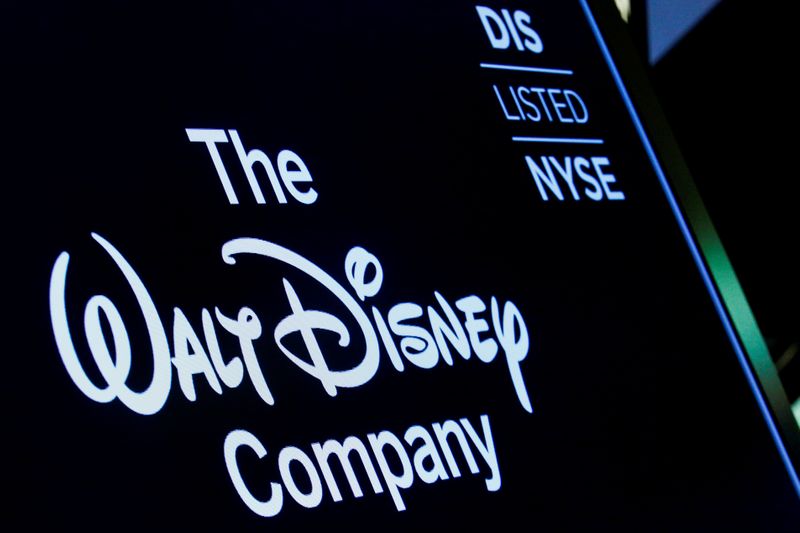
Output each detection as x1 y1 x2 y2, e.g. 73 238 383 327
624 0 800 404
2 0 798 530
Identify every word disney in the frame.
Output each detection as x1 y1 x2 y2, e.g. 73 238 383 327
47 127 534 518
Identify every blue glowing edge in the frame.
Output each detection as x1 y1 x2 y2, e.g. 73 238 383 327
578 0 800 496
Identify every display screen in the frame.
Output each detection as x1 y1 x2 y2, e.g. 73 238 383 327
5 1 799 529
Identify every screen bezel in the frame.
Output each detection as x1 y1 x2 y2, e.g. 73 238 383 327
582 0 800 493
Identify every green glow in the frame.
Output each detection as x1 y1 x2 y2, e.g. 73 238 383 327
678 171 800 443
794 398 800 427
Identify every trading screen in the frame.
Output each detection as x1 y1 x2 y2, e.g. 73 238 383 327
4 1 798 530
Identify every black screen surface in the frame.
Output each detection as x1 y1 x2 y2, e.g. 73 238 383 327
5 1 799 530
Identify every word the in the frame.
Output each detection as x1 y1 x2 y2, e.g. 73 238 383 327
224 414 500 516
526 155 625 201
186 128 317 205
476 5 543 53
494 84 588 124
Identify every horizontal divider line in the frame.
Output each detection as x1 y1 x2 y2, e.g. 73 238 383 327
480 62 574 75
512 136 604 144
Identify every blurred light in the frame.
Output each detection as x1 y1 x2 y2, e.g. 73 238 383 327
614 0 631 22
776 342 798 371
648 0 721 63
